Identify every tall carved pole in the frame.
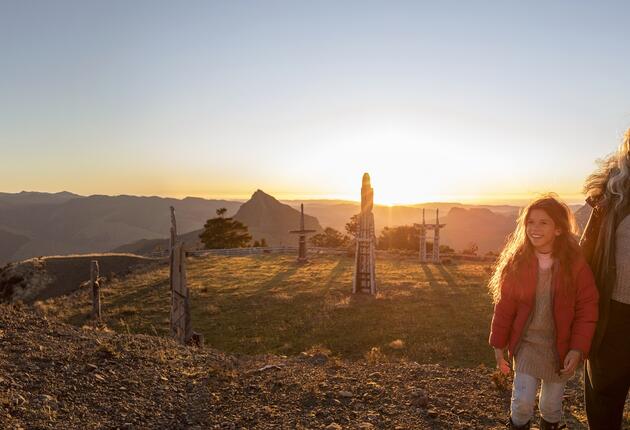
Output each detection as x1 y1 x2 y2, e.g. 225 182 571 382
352 173 377 295
91 260 101 319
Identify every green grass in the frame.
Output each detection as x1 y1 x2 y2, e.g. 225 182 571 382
42 254 497 367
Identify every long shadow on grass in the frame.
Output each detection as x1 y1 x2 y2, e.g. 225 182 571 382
107 279 169 309
325 258 351 289
254 264 301 293
435 264 457 288
420 263 439 287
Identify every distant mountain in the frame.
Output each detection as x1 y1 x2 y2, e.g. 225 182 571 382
0 191 81 207
233 190 323 246
0 192 241 265
114 190 324 253
440 207 517 254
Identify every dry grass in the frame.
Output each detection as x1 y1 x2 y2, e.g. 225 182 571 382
41 253 497 367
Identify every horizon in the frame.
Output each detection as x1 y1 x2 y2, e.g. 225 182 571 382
0 188 586 207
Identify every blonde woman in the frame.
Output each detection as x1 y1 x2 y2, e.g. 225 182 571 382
581 128 630 430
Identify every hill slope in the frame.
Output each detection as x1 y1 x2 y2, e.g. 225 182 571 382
0 193 241 264
0 303 595 429
0 254 161 303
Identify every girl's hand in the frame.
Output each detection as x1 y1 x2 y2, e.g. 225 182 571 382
560 350 582 375
494 348 511 375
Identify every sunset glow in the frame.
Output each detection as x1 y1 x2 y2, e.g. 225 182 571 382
1 2 629 205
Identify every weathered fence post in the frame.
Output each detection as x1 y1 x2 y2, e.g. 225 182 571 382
169 206 196 345
91 260 101 319
289 203 316 263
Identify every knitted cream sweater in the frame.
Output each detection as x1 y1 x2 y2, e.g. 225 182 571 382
514 260 571 383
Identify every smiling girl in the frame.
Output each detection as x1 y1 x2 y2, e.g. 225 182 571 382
488 194 599 430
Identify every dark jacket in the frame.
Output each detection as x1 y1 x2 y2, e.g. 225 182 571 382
579 196 630 356
489 254 598 364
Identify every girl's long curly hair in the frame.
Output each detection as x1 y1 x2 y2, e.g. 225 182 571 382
488 194 580 303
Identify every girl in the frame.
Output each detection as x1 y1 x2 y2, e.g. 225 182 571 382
489 195 599 430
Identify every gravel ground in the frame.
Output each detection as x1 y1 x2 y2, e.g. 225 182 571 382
0 304 591 429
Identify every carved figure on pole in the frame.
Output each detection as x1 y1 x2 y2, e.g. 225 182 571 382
289 203 316 263
352 173 377 295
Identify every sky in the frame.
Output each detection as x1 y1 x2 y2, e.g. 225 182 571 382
1 1 630 206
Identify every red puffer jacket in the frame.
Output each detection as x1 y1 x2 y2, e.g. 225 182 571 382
489 254 599 366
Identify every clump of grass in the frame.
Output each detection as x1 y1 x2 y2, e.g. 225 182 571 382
365 347 388 364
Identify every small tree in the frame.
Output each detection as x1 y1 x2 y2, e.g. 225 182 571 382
199 208 252 249
439 244 455 253
377 225 419 250
310 227 350 248
345 214 360 237
462 242 479 255
253 238 268 248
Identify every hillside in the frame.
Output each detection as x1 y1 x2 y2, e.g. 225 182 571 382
0 254 161 303
0 192 241 265
440 207 516 254
0 302 594 429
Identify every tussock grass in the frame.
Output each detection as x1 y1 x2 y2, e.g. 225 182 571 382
42 254 496 367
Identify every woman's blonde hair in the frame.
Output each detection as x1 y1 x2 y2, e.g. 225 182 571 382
583 128 630 269
584 129 630 209
488 194 579 303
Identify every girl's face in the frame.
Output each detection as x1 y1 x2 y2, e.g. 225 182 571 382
526 208 561 253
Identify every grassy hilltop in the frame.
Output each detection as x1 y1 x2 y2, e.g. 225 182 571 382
42 253 496 367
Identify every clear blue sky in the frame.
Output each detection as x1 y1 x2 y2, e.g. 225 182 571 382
1 1 629 204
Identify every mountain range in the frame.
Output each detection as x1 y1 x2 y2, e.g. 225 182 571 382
0 190 592 265
0 192 240 264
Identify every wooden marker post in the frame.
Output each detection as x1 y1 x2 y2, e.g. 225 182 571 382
169 206 193 344
91 260 101 319
289 204 316 263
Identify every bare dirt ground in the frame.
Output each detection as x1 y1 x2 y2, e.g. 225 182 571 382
0 304 595 430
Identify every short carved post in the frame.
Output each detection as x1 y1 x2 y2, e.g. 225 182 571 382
91 260 101 319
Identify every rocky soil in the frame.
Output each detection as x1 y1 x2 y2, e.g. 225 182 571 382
0 304 591 429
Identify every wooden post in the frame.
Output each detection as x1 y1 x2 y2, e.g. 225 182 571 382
433 209 441 263
169 207 193 344
91 260 101 319
289 203 316 263
419 209 427 263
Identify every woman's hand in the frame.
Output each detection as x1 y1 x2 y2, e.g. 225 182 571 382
494 348 511 375
560 349 582 375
